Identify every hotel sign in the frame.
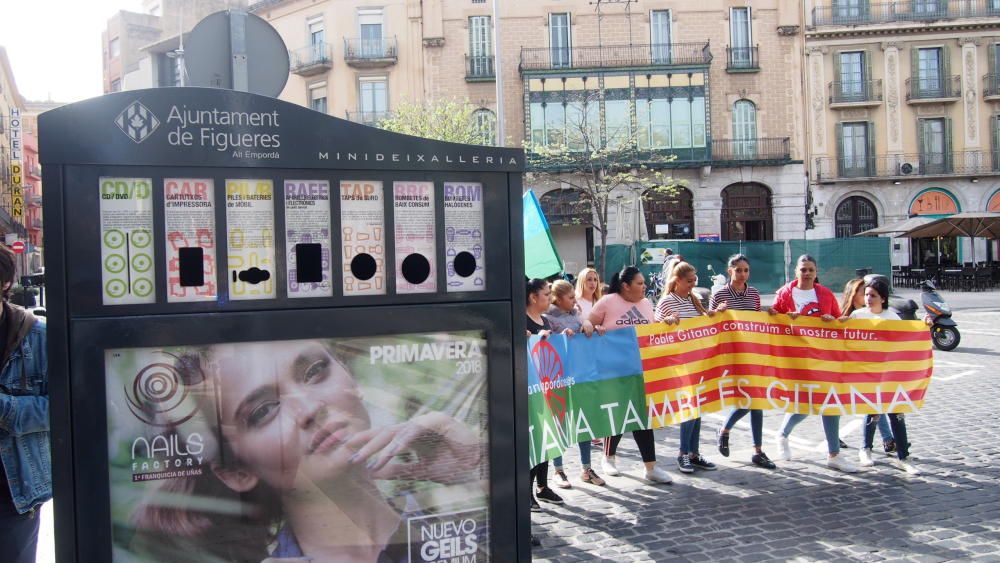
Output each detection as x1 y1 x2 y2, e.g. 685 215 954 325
9 107 23 221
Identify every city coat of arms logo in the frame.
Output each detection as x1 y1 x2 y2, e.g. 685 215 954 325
115 101 160 143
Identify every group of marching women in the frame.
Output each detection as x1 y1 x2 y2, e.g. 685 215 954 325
526 254 921 511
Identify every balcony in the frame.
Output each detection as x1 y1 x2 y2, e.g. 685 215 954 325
812 1 1000 27
814 151 999 182
710 138 792 165
519 42 712 73
29 218 42 230
984 73 1000 100
829 79 884 107
346 110 389 126
466 55 495 81
726 46 760 73
289 43 333 77
906 75 961 102
344 37 397 68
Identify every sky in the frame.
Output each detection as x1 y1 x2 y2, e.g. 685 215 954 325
2 0 146 102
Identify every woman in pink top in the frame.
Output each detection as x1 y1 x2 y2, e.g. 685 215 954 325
588 266 672 484
574 267 603 319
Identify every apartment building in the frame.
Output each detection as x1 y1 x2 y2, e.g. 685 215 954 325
804 0 1000 266
252 0 808 272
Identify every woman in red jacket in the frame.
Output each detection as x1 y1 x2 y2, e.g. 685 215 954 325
770 255 858 473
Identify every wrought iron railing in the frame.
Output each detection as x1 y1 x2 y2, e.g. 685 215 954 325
519 42 712 71
466 55 495 79
711 138 791 162
984 73 1000 97
726 46 759 71
289 42 333 72
526 137 791 171
814 151 1000 181
346 110 389 125
812 1 1000 26
829 79 884 104
905 75 961 100
344 37 398 61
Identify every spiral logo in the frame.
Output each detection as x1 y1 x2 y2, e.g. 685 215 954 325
531 340 567 424
125 352 205 427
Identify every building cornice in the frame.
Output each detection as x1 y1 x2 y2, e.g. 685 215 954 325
806 21 1000 40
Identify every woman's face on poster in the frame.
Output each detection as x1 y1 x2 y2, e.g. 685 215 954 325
212 340 371 492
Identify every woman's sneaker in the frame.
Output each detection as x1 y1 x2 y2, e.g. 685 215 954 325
602 456 621 477
827 454 859 473
536 486 565 505
690 454 717 471
553 469 572 489
676 454 695 474
751 451 777 469
643 466 673 484
776 436 792 461
891 458 922 475
717 428 731 457
859 448 875 467
580 468 606 486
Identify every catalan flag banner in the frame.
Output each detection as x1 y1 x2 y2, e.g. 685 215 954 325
637 311 933 428
527 311 933 465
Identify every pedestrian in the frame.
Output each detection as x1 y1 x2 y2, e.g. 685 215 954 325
840 278 896 456
770 255 858 472
574 267 603 319
588 266 672 484
655 261 721 474
526 278 567 509
0 243 50 563
545 280 606 487
711 254 777 470
849 278 921 475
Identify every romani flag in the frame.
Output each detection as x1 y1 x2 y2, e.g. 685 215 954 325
523 189 563 279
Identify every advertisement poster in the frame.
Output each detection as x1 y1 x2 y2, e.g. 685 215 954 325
105 331 491 562
285 179 333 298
226 179 276 301
164 178 217 303
341 180 386 296
393 181 436 294
443 182 485 292
99 177 156 305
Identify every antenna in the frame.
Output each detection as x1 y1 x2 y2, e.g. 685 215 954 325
165 0 188 86
589 0 637 47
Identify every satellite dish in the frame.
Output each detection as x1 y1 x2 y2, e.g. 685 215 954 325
184 10 289 97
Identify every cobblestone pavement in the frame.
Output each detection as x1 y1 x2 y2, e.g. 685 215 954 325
532 305 1000 562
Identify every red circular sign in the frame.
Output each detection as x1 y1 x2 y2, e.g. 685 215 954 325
10 241 25 254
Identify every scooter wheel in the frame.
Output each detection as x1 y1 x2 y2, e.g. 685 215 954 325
932 325 960 351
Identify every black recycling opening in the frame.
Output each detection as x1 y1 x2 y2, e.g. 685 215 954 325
177 247 205 287
295 243 323 283
401 253 431 285
454 251 477 278
351 253 378 281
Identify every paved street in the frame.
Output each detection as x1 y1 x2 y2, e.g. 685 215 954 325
532 294 1000 562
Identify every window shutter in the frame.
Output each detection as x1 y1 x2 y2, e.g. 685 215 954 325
835 122 845 177
917 119 928 168
861 0 870 15
991 44 998 76
833 53 842 96
910 47 920 98
943 117 953 173
941 45 951 94
991 115 999 170
863 50 872 98
866 121 877 176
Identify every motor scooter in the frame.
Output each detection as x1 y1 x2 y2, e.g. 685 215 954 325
864 275 960 351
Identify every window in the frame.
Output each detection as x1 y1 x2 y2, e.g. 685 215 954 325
110 79 121 92
917 48 942 95
473 109 496 146
839 122 871 177
549 13 571 68
912 0 945 17
729 7 751 66
469 16 493 76
307 17 326 63
650 10 671 64
991 115 1000 170
564 100 599 151
358 9 385 58
732 100 757 158
833 0 866 22
309 83 328 114
109 37 120 58
919 118 952 174
605 99 631 149
835 196 878 238
359 77 388 123
637 99 670 150
838 51 865 99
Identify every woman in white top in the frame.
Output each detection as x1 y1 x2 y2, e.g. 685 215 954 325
574 267 603 319
849 278 920 475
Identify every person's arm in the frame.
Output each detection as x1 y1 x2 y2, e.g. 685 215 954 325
0 393 49 436
588 300 606 332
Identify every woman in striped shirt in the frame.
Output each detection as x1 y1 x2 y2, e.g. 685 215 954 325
710 254 776 470
654 262 723 474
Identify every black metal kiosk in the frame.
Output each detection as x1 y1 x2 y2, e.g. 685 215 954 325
40 88 528 562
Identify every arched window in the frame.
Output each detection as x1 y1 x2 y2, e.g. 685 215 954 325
732 100 757 158
473 109 497 146
642 186 694 239
835 196 878 238
721 182 773 241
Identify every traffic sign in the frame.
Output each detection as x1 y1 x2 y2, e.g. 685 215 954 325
10 240 25 254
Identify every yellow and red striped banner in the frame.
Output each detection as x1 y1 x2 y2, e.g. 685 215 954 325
635 311 933 427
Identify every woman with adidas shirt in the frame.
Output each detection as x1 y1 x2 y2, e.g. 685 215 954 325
770 255 858 473
654 262 722 474
711 254 777 470
588 266 672 484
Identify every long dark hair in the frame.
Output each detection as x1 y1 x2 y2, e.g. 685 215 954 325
526 278 548 305
608 266 642 295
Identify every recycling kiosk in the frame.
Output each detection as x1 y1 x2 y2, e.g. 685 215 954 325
40 88 529 562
